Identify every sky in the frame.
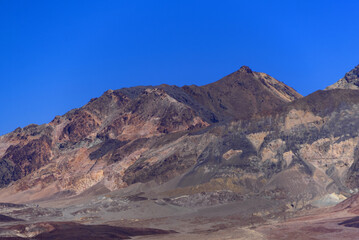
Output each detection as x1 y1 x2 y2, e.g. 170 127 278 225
1 0 359 135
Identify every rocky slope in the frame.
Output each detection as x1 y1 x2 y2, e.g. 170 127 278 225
326 65 359 90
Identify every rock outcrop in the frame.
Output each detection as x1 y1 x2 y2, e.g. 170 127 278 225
326 65 359 90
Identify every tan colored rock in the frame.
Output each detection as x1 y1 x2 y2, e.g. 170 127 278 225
247 132 269 151
223 149 243 160
284 109 323 130
261 139 285 161
283 151 294 166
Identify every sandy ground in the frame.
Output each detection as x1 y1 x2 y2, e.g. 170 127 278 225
1 185 359 239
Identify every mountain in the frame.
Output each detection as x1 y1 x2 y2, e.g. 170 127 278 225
0 66 301 201
2 66 359 239
326 64 359 90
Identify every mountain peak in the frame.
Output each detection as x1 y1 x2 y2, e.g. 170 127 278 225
326 64 359 90
343 64 359 81
238 65 253 74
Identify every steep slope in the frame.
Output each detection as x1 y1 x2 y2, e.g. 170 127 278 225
326 65 359 90
117 66 301 123
182 66 301 121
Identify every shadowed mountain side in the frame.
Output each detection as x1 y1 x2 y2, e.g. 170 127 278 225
285 89 359 117
118 66 302 123
182 66 302 121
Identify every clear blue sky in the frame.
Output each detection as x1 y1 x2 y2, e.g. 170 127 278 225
1 0 359 135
